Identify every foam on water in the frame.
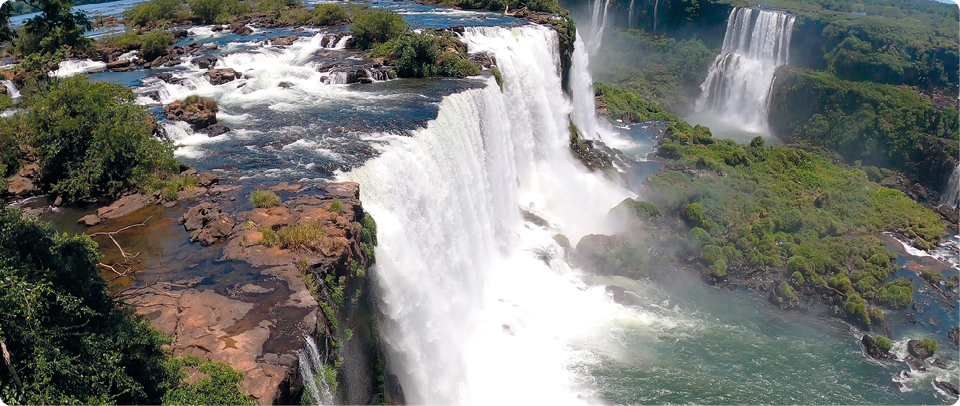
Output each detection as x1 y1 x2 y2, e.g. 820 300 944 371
2 80 20 98
51 59 107 77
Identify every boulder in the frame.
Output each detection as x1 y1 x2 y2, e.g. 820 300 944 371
201 123 231 137
950 327 959 349
163 99 217 130
106 59 131 69
78 214 100 227
6 175 35 196
17 162 39 178
937 381 960 397
179 202 235 246
861 335 893 360
97 193 149 220
907 339 933 359
229 22 253 35
207 68 241 85
269 35 298 46
322 182 360 200
197 172 220 187
196 56 218 69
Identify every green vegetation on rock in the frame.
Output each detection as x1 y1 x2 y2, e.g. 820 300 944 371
162 356 254 405
250 189 281 208
312 3 349 25
372 30 479 78
123 0 187 27
919 338 938 354
140 28 173 60
876 335 892 352
349 8 408 50
876 277 913 309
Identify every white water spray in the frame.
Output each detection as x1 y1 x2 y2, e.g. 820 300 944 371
342 25 631 404
652 0 660 32
694 7 795 132
299 335 335 405
940 163 960 210
627 0 635 29
588 0 611 50
1 80 20 98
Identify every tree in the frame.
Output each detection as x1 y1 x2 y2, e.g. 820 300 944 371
349 9 408 49
0 208 175 404
3 0 91 55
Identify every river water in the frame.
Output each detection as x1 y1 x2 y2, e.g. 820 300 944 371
11 1 959 404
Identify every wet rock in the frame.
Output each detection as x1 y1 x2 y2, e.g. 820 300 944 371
106 59 131 69
322 182 360 200
904 355 927 371
206 68 242 85
197 172 220 187
862 335 893 360
179 202 235 246
229 21 253 35
468 51 496 68
912 301 925 314
907 339 933 359
905 312 916 324
6 175 35 196
932 357 948 369
201 123 231 137
163 99 218 130
196 55 218 69
936 381 960 397
269 35 298 46
97 193 149 220
950 327 959 349
267 182 301 194
78 214 100 227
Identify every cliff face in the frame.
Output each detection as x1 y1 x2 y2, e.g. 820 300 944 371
119 181 389 405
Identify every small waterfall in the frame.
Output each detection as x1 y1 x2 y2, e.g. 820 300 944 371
588 0 611 50
1 80 20 98
50 59 107 77
694 7 795 132
652 0 660 32
299 336 335 405
627 0 635 29
941 163 960 210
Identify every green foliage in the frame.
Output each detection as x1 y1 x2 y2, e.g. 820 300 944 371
123 0 186 27
875 335 892 352
876 277 913 309
595 82 695 127
491 65 503 90
618 198 661 219
0 111 29 179
416 0 561 14
920 269 943 284
591 30 714 113
844 293 870 325
349 8 408 50
713 259 727 278
778 281 797 301
260 222 344 255
312 3 349 25
250 189 281 208
371 31 478 78
919 338 938 354
0 208 174 404
28 76 176 202
330 199 344 214
791 271 805 285
189 0 227 23
140 28 173 61
5 0 92 56
162 356 255 405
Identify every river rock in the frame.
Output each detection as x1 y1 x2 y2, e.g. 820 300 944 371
6 175 34 196
936 381 960 397
78 214 100 227
949 327 959 348
230 21 253 35
207 68 242 85
905 312 916 323
197 172 220 187
907 339 934 359
163 99 218 130
196 55 218 69
97 193 150 220
179 202 235 246
862 335 893 360
269 35 298 46
106 59 131 69
201 123 231 137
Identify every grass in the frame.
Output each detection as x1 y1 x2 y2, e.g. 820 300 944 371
250 189 280 208
919 338 938 354
153 175 198 201
329 199 344 214
312 4 349 26
876 335 892 352
259 222 346 255
182 95 219 113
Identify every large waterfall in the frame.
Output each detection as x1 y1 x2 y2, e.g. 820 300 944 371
342 25 631 404
694 7 795 132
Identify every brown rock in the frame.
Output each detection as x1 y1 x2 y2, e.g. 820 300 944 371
97 194 149 220
322 182 360 200
907 339 934 359
106 59 131 69
206 68 242 86
197 172 220 187
269 35 298 46
17 162 39 178
78 214 100 227
229 21 253 35
190 213 236 246
936 381 960 397
241 207 293 230
6 175 34 196
163 99 218 130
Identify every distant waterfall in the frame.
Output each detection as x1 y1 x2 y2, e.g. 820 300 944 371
342 25 628 404
299 336 335 405
627 0 635 29
694 8 795 132
942 164 960 210
588 0 611 50
652 0 660 32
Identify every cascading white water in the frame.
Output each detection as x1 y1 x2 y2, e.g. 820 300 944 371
588 0 611 50
694 7 795 132
652 0 660 32
50 59 107 77
627 0 635 29
1 80 20 98
299 336 335 405
941 163 960 209
341 25 633 404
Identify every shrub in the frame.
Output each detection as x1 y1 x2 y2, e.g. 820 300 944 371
29 76 176 202
250 189 281 208
182 95 219 113
254 0 300 14
919 338 938 354
216 0 251 22
371 31 478 78
260 222 346 255
312 4 349 25
778 281 797 301
875 336 892 352
123 0 186 27
329 199 344 214
141 29 173 61
713 259 727 278
162 356 255 405
189 0 227 24
829 274 852 293
877 278 913 309
920 269 943 284
791 271 805 285
844 293 870 325
681 202 706 226
491 65 503 90
350 9 408 49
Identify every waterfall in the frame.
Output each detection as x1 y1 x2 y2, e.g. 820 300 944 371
299 335 335 405
941 164 960 210
1 80 19 99
570 34 616 142
341 25 630 404
694 7 795 132
588 0 611 50
652 0 660 32
627 0 635 29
